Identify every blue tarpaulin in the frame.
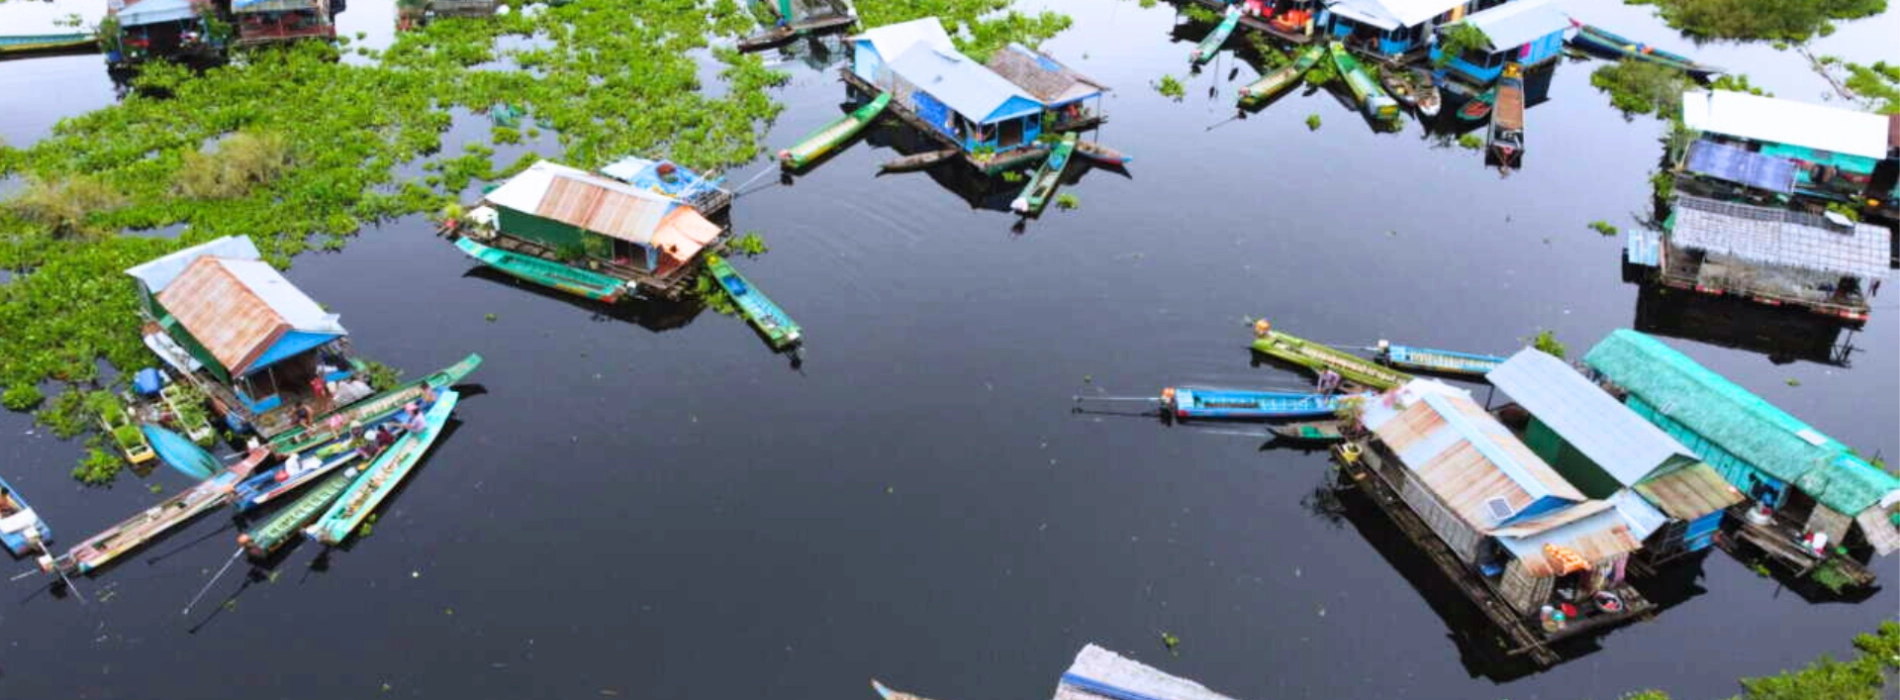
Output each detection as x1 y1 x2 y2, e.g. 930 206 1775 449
1684 140 1796 193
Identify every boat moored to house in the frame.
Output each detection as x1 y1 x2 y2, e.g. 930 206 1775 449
103 0 228 67
983 43 1109 131
1429 0 1567 86
1322 0 1505 64
124 236 358 438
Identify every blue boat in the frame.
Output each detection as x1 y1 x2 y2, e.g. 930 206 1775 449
305 390 459 546
142 423 220 481
234 420 396 513
1375 340 1506 377
0 473 52 557
1163 386 1373 420
706 254 802 350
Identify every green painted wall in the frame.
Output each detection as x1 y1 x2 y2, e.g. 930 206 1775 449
498 207 619 261
1525 417 1621 499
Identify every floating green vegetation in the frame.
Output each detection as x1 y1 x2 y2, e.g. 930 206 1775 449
1816 58 1900 114
1624 0 1886 41
1825 201 1862 222
357 359 404 391
1054 192 1080 210
1155 74 1186 100
1302 55 1338 87
1589 220 1619 236
1305 113 1322 130
1532 329 1566 359
174 131 294 200
857 0 1072 63
1456 133 1482 150
1180 4 1221 24
1434 24 1489 68
692 272 740 317
1589 59 1691 120
730 231 769 257
1625 621 1900 699
999 170 1025 183
73 446 121 485
1710 73 1772 97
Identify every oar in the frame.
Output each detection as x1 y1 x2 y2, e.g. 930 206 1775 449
39 543 85 604
183 548 243 616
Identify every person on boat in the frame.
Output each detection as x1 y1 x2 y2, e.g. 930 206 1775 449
293 403 315 429
0 487 18 516
401 402 428 432
1253 319 1272 338
1317 369 1342 396
374 425 398 450
308 374 331 414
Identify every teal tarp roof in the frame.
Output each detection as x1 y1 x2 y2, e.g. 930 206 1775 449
1584 330 1900 514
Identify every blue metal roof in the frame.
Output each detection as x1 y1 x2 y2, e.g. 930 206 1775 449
1684 139 1796 193
888 44 1043 124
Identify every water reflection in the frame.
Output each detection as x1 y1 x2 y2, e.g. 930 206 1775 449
1629 283 1862 366
460 266 706 332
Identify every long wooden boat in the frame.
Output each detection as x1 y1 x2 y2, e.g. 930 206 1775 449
1190 6 1242 65
39 449 270 576
1250 325 1412 390
1416 79 1442 117
455 236 630 302
705 254 802 350
0 33 94 55
1568 20 1720 78
737 0 855 51
1457 86 1495 122
1374 341 1505 377
305 391 459 546
1268 420 1347 443
1163 386 1373 420
235 430 377 512
266 353 482 456
1329 42 1399 123
1380 70 1419 107
1073 140 1133 166
1010 131 1077 216
1238 45 1325 105
880 148 960 172
0 473 52 557
779 92 892 169
238 469 356 559
1488 63 1525 168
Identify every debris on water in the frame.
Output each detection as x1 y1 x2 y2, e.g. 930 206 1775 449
599 690 621 697
1786 378 1801 387
411 570 421 578
1160 631 1180 653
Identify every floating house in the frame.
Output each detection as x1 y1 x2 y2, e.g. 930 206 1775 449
1489 348 1744 563
125 236 355 437
231 0 335 46
1347 379 1654 655
1584 330 1900 582
1429 0 1567 84
1681 90 1892 206
1628 194 1889 323
102 0 225 66
984 43 1108 130
1322 0 1505 62
599 155 732 217
464 160 723 299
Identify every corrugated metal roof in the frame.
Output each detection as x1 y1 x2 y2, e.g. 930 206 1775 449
1497 504 1645 577
1363 380 1585 532
850 16 953 61
986 43 1106 105
1056 645 1237 700
1491 498 1614 537
485 160 678 245
1669 194 1890 279
156 257 344 376
232 0 322 11
1490 347 1696 486
124 235 263 294
1681 90 1889 161
1684 139 1796 193
1633 462 1743 520
1610 488 1670 541
1328 0 1466 29
1457 0 1568 50
889 43 1043 124
116 0 201 26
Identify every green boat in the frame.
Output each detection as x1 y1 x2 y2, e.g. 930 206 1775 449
705 254 802 350
1009 132 1077 216
455 236 630 302
778 92 891 169
1239 45 1325 105
267 353 482 456
1329 42 1399 123
306 390 459 546
1269 420 1347 443
1250 325 1412 390
1190 6 1242 65
239 468 355 559
0 33 94 55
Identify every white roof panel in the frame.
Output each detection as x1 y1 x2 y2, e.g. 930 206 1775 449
1681 90 1888 160
851 16 954 61
124 235 263 294
1460 0 1569 50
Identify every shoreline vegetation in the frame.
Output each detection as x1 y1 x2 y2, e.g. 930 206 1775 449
1620 622 1899 699
1626 0 1887 42
0 0 1076 482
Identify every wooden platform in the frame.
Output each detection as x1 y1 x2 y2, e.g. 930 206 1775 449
1721 508 1877 587
483 232 698 300
1339 440 1655 666
1184 0 1316 45
839 69 1100 175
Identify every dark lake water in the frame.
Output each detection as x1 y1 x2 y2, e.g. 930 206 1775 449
2 1 1896 698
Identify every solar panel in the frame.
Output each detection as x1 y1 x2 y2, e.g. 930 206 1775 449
1684 140 1797 194
1486 497 1516 522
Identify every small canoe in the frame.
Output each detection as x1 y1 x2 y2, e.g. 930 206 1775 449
40 449 270 576
1191 6 1243 65
1416 79 1442 117
235 430 378 512
1010 131 1077 216
1164 386 1373 420
455 236 629 302
738 12 855 52
1380 71 1418 107
779 92 892 169
880 148 959 173
0 474 52 557
1239 45 1325 105
143 424 219 481
1568 20 1720 79
239 468 356 559
1375 341 1505 377
1488 62 1525 168
1330 42 1399 123
305 390 459 546
268 354 482 456
1074 140 1133 166
1269 420 1347 442
705 254 802 350
0 33 94 55
1457 86 1495 121
1250 324 1412 390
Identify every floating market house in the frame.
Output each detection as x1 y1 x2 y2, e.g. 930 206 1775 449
1346 379 1655 660
983 43 1108 129
467 160 723 299
850 20 1045 154
1584 330 1900 584
1626 194 1889 323
231 0 334 46
1322 0 1508 61
1488 348 1744 563
1680 90 1893 206
124 236 354 437
1429 0 1568 85
103 0 225 67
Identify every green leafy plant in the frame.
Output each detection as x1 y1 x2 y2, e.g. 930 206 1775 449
1434 23 1490 68
72 446 123 485
357 360 404 391
1155 74 1185 100
1590 59 1692 120
1532 330 1566 359
1456 133 1482 150
1628 0 1886 41
1589 220 1619 236
730 231 768 257
1305 113 1322 130
174 131 295 200
1054 193 1080 210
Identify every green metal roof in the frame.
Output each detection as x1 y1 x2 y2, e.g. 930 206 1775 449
1584 330 1899 515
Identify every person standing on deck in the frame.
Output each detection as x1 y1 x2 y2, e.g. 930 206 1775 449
1317 369 1342 396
